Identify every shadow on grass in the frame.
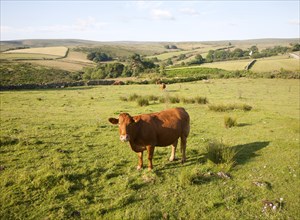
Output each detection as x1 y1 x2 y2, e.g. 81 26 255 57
232 141 270 165
237 123 252 127
158 141 270 172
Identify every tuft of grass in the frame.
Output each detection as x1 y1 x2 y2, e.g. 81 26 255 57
137 97 149 106
205 140 236 171
0 136 19 146
119 96 128 102
224 116 237 128
181 97 196 104
128 93 141 101
195 96 209 104
147 95 159 102
168 96 180 104
208 103 252 112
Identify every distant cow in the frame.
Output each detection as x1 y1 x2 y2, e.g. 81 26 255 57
160 83 166 90
113 80 125 85
109 108 190 170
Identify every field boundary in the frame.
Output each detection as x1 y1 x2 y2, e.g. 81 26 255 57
245 59 256 70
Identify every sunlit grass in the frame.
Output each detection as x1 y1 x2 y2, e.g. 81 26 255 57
0 79 299 219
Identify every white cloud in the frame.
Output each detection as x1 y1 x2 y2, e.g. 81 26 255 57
151 9 175 20
75 16 107 31
180 8 199 16
0 17 107 35
133 1 163 10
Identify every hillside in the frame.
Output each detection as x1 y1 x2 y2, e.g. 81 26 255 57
0 38 299 87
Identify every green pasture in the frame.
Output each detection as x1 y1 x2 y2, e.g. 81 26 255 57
0 79 299 219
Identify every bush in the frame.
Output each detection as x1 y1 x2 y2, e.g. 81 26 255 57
224 116 237 128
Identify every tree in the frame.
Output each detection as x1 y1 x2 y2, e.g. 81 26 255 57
160 63 166 76
188 54 204 65
291 43 300 51
231 48 244 58
166 58 173 66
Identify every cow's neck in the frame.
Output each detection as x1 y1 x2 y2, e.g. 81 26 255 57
128 120 145 152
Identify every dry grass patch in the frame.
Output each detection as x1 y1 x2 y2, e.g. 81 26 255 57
4 46 68 57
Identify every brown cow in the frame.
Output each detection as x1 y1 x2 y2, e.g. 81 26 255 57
108 107 190 170
160 83 166 90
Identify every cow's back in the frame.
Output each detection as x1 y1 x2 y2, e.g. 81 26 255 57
135 108 189 147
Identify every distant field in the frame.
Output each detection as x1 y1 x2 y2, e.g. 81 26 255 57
251 56 300 72
1 49 94 72
62 50 93 63
23 59 94 72
0 53 60 60
147 45 226 61
201 59 252 71
4 46 68 57
169 55 299 73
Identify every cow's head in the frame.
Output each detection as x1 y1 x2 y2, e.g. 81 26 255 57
109 113 137 142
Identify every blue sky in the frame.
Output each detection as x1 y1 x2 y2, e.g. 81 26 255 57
1 1 299 41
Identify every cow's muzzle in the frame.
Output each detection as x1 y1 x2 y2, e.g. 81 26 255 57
120 134 130 142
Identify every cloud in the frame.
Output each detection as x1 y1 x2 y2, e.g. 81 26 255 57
75 16 107 31
133 1 163 10
288 19 300 25
151 9 175 20
1 17 107 35
179 8 199 16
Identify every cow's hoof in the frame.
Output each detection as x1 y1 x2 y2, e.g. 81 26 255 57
181 158 186 164
137 166 143 171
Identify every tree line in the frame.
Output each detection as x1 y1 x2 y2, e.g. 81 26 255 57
82 53 158 80
205 44 300 62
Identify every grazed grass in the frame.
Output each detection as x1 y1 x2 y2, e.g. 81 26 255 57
0 79 299 219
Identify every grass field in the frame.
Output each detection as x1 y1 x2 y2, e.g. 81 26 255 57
200 59 252 71
0 53 61 60
0 79 299 219
251 56 300 72
4 46 68 57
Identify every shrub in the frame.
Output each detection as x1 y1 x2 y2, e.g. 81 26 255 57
206 140 236 171
224 116 237 128
137 97 149 106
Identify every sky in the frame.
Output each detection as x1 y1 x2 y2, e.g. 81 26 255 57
1 0 299 42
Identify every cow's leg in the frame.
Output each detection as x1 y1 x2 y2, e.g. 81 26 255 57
137 152 143 170
169 140 178 161
147 146 155 171
181 136 187 163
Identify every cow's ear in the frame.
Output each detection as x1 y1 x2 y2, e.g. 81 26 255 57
109 118 119 124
